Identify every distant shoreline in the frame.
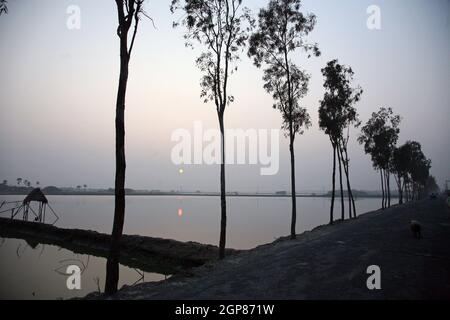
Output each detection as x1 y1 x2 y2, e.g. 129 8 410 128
0 191 395 199
0 183 396 199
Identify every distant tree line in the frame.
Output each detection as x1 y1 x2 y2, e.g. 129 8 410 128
392 141 435 202
10 178 40 188
358 108 434 209
0 179 91 191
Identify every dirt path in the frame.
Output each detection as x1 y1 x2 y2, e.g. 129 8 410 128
108 197 450 300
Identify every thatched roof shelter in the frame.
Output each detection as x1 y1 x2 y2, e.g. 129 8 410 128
23 188 48 205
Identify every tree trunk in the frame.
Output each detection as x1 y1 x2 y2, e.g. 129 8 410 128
339 145 353 219
380 169 385 209
415 183 418 200
330 143 336 225
386 171 391 207
289 133 297 240
384 170 387 208
397 175 403 205
218 114 227 259
404 180 408 202
382 170 386 208
337 147 344 220
406 181 410 202
343 146 356 218
409 182 412 201
105 32 129 295
384 170 389 208
284 47 296 240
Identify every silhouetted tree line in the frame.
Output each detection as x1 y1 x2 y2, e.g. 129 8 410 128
358 108 433 209
392 141 433 203
6 178 40 188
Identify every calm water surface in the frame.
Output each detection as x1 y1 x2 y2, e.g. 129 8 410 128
0 195 383 299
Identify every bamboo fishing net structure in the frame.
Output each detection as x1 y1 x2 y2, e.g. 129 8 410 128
0 188 59 225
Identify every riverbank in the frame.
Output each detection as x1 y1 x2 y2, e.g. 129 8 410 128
0 217 238 276
89 196 450 299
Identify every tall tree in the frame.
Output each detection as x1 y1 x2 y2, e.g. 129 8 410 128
171 0 253 259
358 107 400 209
105 0 146 295
248 0 319 239
319 60 362 223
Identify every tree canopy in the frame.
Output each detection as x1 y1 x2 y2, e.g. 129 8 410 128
358 107 401 171
319 59 362 141
171 0 254 113
248 0 319 139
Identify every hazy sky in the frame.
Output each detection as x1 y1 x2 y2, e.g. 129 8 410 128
0 0 449 192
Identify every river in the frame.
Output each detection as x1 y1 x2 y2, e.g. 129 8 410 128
0 195 384 299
